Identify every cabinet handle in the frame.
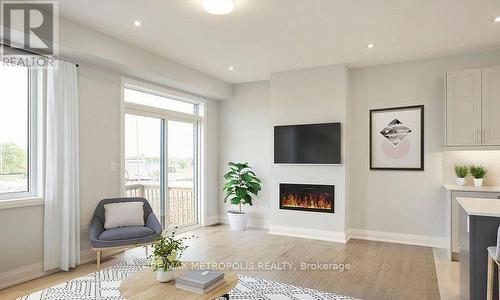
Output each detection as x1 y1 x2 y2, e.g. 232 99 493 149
483 129 487 144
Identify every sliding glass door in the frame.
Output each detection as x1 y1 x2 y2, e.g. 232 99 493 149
124 114 165 226
167 120 197 228
123 84 200 230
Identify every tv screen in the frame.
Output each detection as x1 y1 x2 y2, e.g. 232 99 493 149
274 122 341 164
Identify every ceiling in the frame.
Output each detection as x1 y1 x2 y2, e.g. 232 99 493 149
59 0 500 83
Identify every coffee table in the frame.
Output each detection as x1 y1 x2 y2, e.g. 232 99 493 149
119 267 239 299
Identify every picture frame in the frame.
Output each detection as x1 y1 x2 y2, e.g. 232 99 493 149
369 105 424 171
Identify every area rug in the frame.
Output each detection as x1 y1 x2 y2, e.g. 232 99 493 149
17 258 357 300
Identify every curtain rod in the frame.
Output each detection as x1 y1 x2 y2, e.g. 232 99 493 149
1 43 80 67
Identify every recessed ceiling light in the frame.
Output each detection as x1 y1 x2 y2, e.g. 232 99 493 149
367 43 375 49
229 66 234 71
134 20 141 27
494 16 500 23
203 0 234 15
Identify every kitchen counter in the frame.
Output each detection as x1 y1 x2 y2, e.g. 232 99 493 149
457 197 500 299
443 184 500 193
442 187 500 261
456 197 500 217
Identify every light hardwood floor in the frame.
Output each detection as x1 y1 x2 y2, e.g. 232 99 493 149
1 225 442 299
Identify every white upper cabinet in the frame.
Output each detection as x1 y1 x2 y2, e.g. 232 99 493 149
446 69 482 146
482 66 500 146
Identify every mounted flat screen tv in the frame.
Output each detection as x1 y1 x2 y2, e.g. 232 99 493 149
274 122 341 164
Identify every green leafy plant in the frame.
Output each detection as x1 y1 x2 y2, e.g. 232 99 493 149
454 165 469 178
223 162 262 213
469 165 487 179
150 230 192 272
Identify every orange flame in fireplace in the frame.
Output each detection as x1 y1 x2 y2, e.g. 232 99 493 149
281 192 332 209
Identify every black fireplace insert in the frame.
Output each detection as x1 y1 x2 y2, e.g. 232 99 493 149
279 183 334 213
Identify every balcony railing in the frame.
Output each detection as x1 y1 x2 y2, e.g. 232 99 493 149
125 182 196 227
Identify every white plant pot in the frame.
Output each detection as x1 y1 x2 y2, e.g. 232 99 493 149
156 269 175 282
227 211 248 231
456 178 466 186
474 178 484 187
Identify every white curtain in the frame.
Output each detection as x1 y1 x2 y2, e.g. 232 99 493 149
44 60 80 271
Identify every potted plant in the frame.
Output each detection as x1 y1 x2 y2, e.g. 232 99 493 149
223 162 262 231
469 165 487 187
454 165 469 186
150 231 190 282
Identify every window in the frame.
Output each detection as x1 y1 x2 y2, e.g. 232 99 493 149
0 65 39 200
123 81 202 229
124 88 197 115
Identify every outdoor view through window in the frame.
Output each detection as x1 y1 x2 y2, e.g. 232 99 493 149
0 65 29 195
124 88 197 228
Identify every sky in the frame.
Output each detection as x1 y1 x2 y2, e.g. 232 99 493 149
0 65 28 149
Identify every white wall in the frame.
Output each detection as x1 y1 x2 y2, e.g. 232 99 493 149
269 65 349 237
349 50 500 240
204 99 220 219
218 81 271 227
0 206 44 273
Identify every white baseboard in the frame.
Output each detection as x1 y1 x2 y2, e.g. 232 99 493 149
218 214 269 229
203 215 219 226
268 225 347 243
0 262 55 290
348 228 447 249
0 248 124 289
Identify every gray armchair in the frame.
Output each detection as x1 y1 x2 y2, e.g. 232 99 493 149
89 197 161 269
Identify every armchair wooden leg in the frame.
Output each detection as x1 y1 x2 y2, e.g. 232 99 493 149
488 255 494 300
144 245 148 257
96 250 102 270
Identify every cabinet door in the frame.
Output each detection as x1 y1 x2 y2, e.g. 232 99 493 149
446 69 482 146
482 66 500 145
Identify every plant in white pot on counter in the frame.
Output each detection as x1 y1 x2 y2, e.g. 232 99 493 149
454 165 469 186
150 230 191 282
223 162 262 231
469 165 487 187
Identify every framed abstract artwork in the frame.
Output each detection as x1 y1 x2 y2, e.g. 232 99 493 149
369 105 424 170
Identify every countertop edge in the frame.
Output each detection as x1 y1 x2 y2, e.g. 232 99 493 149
442 184 500 193
456 197 500 218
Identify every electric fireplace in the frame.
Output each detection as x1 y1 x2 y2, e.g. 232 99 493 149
279 183 334 213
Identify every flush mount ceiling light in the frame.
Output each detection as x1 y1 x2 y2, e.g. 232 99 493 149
367 43 375 49
494 16 500 23
134 20 142 26
229 66 234 71
203 0 234 15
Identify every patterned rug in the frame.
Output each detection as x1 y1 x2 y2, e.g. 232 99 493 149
17 258 357 300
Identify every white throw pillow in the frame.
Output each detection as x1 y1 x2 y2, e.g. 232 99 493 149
104 202 145 229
